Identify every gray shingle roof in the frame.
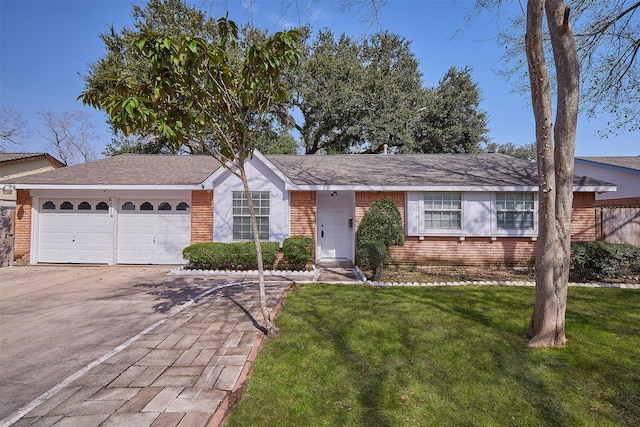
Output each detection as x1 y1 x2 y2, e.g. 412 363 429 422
268 153 535 187
4 152 614 189
5 154 220 186
268 153 610 188
576 156 640 173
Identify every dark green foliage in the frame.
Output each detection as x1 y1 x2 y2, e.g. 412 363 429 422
282 236 314 269
183 242 279 270
483 141 536 161
405 67 488 154
570 241 640 281
356 197 404 247
356 197 404 277
357 241 388 279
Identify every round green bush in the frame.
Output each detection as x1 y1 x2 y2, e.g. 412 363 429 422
357 240 388 279
282 236 314 269
356 196 404 248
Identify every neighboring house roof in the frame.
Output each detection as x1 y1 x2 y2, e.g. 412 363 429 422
0 152 65 168
4 152 614 191
4 154 221 188
575 156 640 174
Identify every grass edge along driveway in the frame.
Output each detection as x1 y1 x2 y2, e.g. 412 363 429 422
227 284 640 427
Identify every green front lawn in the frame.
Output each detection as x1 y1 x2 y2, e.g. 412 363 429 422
227 285 640 427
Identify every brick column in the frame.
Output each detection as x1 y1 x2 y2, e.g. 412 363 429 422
571 192 596 241
290 191 317 258
14 189 32 263
190 190 213 243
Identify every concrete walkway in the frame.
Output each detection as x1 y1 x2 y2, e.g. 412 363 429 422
5 268 362 427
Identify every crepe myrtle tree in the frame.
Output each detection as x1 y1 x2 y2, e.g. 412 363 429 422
79 17 301 337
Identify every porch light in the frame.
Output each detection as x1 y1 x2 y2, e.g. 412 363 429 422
2 184 15 194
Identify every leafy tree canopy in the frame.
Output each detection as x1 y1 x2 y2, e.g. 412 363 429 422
484 141 536 161
85 0 296 155
407 66 489 154
85 0 491 156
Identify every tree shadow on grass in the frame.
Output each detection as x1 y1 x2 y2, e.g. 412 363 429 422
294 285 633 426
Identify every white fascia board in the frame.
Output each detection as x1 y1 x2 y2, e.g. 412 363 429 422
573 184 617 193
284 184 541 192
13 184 204 191
285 183 618 193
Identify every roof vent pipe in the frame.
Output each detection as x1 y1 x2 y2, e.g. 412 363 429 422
383 144 388 155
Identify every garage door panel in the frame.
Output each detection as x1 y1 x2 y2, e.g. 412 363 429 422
37 200 110 264
117 200 191 265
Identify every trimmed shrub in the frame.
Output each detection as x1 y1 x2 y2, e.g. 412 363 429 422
570 241 640 282
356 196 404 247
356 196 404 278
357 241 388 280
182 241 279 271
282 236 314 269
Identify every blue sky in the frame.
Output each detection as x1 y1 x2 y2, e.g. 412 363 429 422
1 0 637 157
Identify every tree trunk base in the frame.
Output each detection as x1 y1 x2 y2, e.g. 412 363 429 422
265 321 280 339
528 334 567 348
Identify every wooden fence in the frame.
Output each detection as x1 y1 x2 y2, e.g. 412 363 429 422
596 207 640 247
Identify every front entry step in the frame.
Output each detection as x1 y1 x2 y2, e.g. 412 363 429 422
315 262 363 283
316 260 355 269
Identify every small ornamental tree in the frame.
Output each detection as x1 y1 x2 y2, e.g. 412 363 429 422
356 196 404 277
79 17 300 337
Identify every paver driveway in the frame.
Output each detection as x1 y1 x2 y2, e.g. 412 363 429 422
0 265 223 422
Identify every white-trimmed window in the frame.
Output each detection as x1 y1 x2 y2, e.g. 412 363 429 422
496 193 534 229
424 192 462 229
232 191 270 240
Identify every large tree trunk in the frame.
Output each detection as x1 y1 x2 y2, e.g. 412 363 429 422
526 0 579 348
238 163 278 338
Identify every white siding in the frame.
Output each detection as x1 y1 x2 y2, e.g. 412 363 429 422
574 161 638 201
213 158 289 243
406 191 538 238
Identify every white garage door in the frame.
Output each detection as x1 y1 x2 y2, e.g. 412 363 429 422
117 199 191 264
38 199 110 263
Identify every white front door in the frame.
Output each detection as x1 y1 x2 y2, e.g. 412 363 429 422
317 194 352 261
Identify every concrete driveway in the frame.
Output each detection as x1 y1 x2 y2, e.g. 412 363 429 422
0 265 223 421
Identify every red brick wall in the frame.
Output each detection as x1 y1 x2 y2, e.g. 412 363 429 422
571 192 596 241
190 190 213 243
290 190 316 247
355 191 405 230
389 236 537 267
594 197 640 207
13 189 31 263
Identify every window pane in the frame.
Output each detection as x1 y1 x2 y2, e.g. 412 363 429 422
158 202 172 211
78 202 91 210
423 192 462 229
42 201 56 210
122 202 135 211
176 202 190 211
232 191 270 240
60 201 73 210
140 202 154 211
96 202 109 211
496 193 534 229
